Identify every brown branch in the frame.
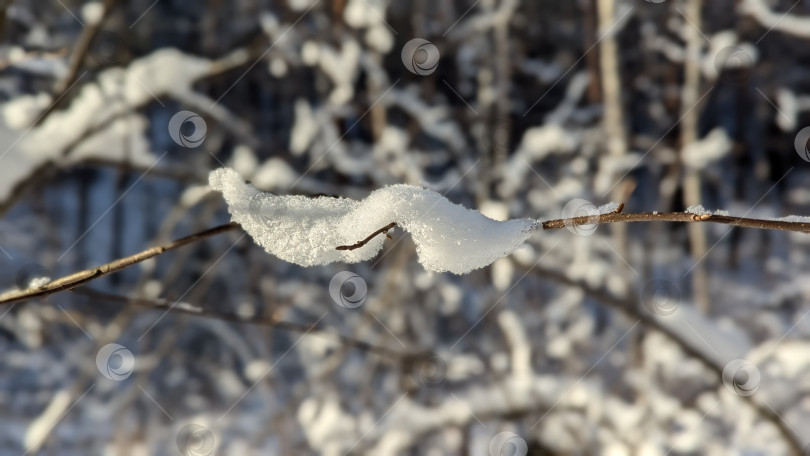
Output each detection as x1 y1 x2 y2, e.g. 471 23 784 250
0 222 240 306
6 208 810 307
336 222 397 250
335 206 810 255
542 211 810 233
72 287 406 358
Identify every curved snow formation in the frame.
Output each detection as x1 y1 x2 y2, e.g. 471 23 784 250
209 168 537 274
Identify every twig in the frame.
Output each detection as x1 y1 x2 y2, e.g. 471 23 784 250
336 222 397 250
6 209 810 307
335 208 809 254
0 223 240 305
72 287 405 358
541 211 810 233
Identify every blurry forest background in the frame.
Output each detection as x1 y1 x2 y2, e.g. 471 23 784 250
2 0 810 454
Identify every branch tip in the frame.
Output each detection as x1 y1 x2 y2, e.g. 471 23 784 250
336 222 398 251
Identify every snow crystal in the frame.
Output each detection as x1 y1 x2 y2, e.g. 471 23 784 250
209 168 536 274
597 202 621 215
27 276 51 289
772 215 810 224
685 205 710 216
714 209 730 216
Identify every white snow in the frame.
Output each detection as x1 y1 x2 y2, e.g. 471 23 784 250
771 215 810 224
681 128 732 169
0 48 248 207
685 205 710 216
209 168 536 274
251 158 299 190
652 302 751 367
81 2 105 24
309 38 361 105
498 123 580 198
289 99 318 155
681 209 810 223
598 202 621 215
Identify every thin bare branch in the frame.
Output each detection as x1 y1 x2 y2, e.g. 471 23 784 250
336 222 397 251
0 222 240 305
541 211 810 233
336 207 810 255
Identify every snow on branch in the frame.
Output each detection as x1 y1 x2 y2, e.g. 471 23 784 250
3 169 810 306
209 168 810 274
742 0 810 39
208 168 536 274
0 47 249 211
3 165 810 310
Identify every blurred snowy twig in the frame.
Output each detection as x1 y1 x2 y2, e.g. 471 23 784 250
742 0 810 39
528 263 803 454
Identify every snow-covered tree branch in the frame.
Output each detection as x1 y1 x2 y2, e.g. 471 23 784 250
3 1 810 454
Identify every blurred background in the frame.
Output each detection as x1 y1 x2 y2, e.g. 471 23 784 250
2 0 810 454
